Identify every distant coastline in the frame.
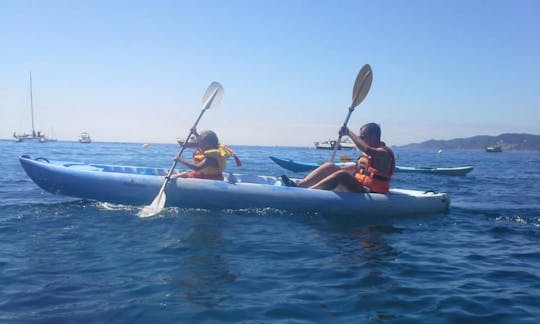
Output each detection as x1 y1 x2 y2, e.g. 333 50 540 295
396 133 540 151
3 133 540 150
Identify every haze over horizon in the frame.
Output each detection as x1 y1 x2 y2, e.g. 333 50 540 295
1 1 538 147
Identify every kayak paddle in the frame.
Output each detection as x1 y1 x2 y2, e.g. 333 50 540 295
330 64 373 162
138 81 224 217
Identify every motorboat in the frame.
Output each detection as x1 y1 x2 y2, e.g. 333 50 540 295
79 132 92 143
314 137 355 150
485 145 502 152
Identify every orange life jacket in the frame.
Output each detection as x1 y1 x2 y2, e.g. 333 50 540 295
354 146 395 193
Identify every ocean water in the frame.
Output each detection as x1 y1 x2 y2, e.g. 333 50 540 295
1 140 539 322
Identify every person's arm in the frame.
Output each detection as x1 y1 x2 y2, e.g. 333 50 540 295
174 154 220 171
340 126 369 152
174 155 208 171
340 126 388 157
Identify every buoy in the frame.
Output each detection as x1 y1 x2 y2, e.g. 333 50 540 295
143 143 150 149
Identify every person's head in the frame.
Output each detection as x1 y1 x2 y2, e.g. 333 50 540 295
196 130 219 149
359 123 381 143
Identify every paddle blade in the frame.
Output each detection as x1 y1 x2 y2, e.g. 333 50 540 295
138 191 166 217
202 81 224 111
339 155 352 162
351 64 373 109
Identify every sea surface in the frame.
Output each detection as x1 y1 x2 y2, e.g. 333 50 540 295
1 140 539 323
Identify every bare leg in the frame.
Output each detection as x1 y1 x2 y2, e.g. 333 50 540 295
297 162 341 188
310 170 367 192
170 171 190 179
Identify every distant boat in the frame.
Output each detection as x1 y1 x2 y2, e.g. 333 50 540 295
177 135 197 148
485 145 502 152
13 72 50 143
79 132 92 143
314 137 355 150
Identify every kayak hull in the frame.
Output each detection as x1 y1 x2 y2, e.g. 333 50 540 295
270 156 473 176
395 165 474 175
19 155 450 216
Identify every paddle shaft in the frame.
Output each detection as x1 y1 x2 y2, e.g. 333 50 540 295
328 64 372 163
330 106 354 162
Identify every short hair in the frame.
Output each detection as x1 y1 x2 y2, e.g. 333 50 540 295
361 123 381 141
198 130 219 149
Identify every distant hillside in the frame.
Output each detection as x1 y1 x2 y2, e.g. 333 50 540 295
398 133 540 151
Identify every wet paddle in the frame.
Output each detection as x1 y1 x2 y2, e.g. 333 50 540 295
330 64 373 162
138 82 224 217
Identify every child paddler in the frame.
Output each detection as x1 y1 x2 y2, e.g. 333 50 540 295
171 127 241 181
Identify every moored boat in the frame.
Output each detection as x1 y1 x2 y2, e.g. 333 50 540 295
314 137 355 150
269 156 474 176
485 145 502 152
79 132 92 143
19 155 450 217
13 131 47 143
176 135 197 148
13 72 51 143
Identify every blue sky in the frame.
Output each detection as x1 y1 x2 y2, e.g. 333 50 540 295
1 0 538 146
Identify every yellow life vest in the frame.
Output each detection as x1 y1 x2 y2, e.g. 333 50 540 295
192 144 234 176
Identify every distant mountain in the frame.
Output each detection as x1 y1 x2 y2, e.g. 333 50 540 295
398 133 540 151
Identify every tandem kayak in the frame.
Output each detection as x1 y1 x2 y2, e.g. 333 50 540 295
19 155 450 217
269 156 474 176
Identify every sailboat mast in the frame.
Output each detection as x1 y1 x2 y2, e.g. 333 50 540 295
29 71 35 133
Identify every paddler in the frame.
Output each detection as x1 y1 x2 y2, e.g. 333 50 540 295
281 123 395 193
171 127 241 181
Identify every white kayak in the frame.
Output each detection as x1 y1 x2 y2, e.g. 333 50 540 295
19 155 450 217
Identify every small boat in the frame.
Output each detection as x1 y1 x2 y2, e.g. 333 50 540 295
176 135 197 148
19 155 450 217
13 131 47 143
314 137 355 150
269 156 474 176
79 132 92 143
13 72 50 143
485 145 502 152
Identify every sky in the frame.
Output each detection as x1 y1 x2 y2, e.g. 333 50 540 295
1 0 539 146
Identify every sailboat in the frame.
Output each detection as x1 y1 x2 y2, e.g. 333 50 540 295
13 72 49 143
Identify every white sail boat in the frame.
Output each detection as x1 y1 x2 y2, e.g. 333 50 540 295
13 72 49 143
